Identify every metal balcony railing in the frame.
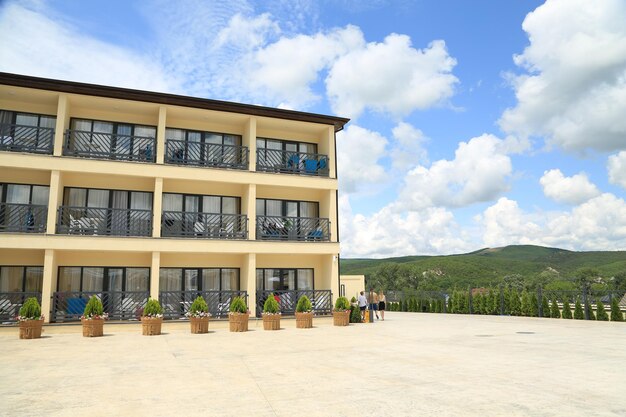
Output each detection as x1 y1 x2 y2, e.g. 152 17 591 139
0 123 54 154
256 215 330 241
165 139 248 170
161 211 248 239
255 290 332 317
0 203 47 233
57 206 152 237
0 292 42 323
256 148 329 176
159 290 248 319
51 291 150 322
63 130 156 162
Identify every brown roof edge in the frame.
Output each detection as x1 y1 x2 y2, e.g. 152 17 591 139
0 72 350 132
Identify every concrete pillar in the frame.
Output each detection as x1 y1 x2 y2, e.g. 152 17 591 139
318 125 336 179
156 106 167 164
325 254 339 306
41 249 56 323
242 253 257 316
152 178 163 238
150 252 160 300
46 170 62 234
244 117 257 171
53 94 68 156
243 184 256 240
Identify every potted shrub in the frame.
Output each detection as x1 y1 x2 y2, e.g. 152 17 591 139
141 298 163 336
185 296 210 334
295 295 313 329
17 297 44 339
262 293 281 330
333 296 350 326
81 295 108 337
228 296 249 332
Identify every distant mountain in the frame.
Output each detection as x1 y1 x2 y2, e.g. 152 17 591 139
340 245 626 288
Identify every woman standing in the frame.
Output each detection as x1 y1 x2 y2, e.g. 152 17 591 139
378 290 387 321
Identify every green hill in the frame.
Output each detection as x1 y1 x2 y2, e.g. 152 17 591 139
340 245 626 289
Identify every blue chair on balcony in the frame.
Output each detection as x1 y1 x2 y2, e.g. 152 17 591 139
304 159 318 174
307 229 324 241
287 154 300 171
67 298 87 315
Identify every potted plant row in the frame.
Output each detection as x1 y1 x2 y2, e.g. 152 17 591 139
333 296 350 326
295 295 313 329
228 296 249 332
262 294 281 330
186 296 210 334
141 298 164 336
17 297 44 339
81 295 108 337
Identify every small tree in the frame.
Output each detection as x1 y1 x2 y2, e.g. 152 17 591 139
142 297 163 317
83 295 105 319
562 300 573 319
334 296 350 311
520 290 530 317
610 297 624 322
187 296 209 318
447 295 453 313
509 289 521 316
18 297 42 320
296 295 312 313
529 293 539 317
585 300 596 320
489 289 499 315
596 301 609 321
474 293 484 315
550 299 561 318
541 296 550 318
573 298 584 320
263 294 280 314
350 304 361 323
229 296 248 314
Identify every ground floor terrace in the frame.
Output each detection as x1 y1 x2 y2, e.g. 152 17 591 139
0 313 624 416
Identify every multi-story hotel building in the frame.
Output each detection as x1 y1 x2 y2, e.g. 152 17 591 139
0 72 348 323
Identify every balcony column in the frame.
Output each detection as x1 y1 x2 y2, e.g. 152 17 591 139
46 170 63 235
323 254 340 307
244 184 256 240
152 177 163 238
244 117 257 171
41 249 57 323
242 253 257 316
156 106 167 164
150 251 160 300
318 125 336 179
53 94 69 156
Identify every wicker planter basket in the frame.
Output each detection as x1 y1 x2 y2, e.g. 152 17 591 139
262 314 281 330
333 310 350 326
229 312 249 332
19 319 43 339
81 318 104 337
190 316 209 334
295 312 313 329
141 317 163 336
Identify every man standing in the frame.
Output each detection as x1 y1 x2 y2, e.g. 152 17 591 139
368 288 379 320
358 291 368 321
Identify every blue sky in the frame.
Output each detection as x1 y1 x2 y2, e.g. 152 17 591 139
1 0 625 257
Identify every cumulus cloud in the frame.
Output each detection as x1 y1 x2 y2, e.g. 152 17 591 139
336 125 388 194
398 134 512 209
608 151 626 188
499 0 626 153
539 169 600 205
326 36 458 119
478 194 626 251
390 122 428 171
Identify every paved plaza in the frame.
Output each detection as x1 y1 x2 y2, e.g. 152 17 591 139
1 313 625 417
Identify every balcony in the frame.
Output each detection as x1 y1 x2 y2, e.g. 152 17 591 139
0 123 54 154
0 292 42 323
161 211 248 239
256 215 330 241
0 203 47 233
51 291 149 322
57 206 152 237
256 149 329 176
159 290 248 319
63 130 156 162
165 139 248 170
255 290 332 317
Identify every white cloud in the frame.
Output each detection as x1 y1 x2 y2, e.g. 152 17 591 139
608 151 626 188
390 122 428 171
214 13 280 51
499 0 626 153
539 169 600 205
398 134 512 209
478 194 626 251
336 125 388 194
326 36 458 119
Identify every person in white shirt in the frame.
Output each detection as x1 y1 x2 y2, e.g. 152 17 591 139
357 291 368 321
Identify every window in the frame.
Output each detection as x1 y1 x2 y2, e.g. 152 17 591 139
256 138 316 154
0 183 49 232
166 128 242 165
256 199 318 218
0 110 56 151
57 267 149 292
255 269 314 291
162 193 241 237
0 266 43 292
159 268 240 291
68 118 155 159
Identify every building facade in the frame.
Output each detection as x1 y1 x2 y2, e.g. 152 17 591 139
0 72 348 323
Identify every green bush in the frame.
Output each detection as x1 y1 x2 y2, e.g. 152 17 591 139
541 296 550 318
503 287 511 315
334 296 350 311
562 300 573 319
143 298 163 317
520 290 530 316
83 295 104 318
18 297 42 320
349 305 361 323
447 296 453 313
509 289 521 316
490 289 500 315
263 294 280 314
610 297 624 322
350 296 357 303
296 295 313 313
596 301 609 321
529 293 539 317
573 298 584 320
585 300 596 320
229 296 248 314
474 293 484 315
550 299 561 318
188 296 208 316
